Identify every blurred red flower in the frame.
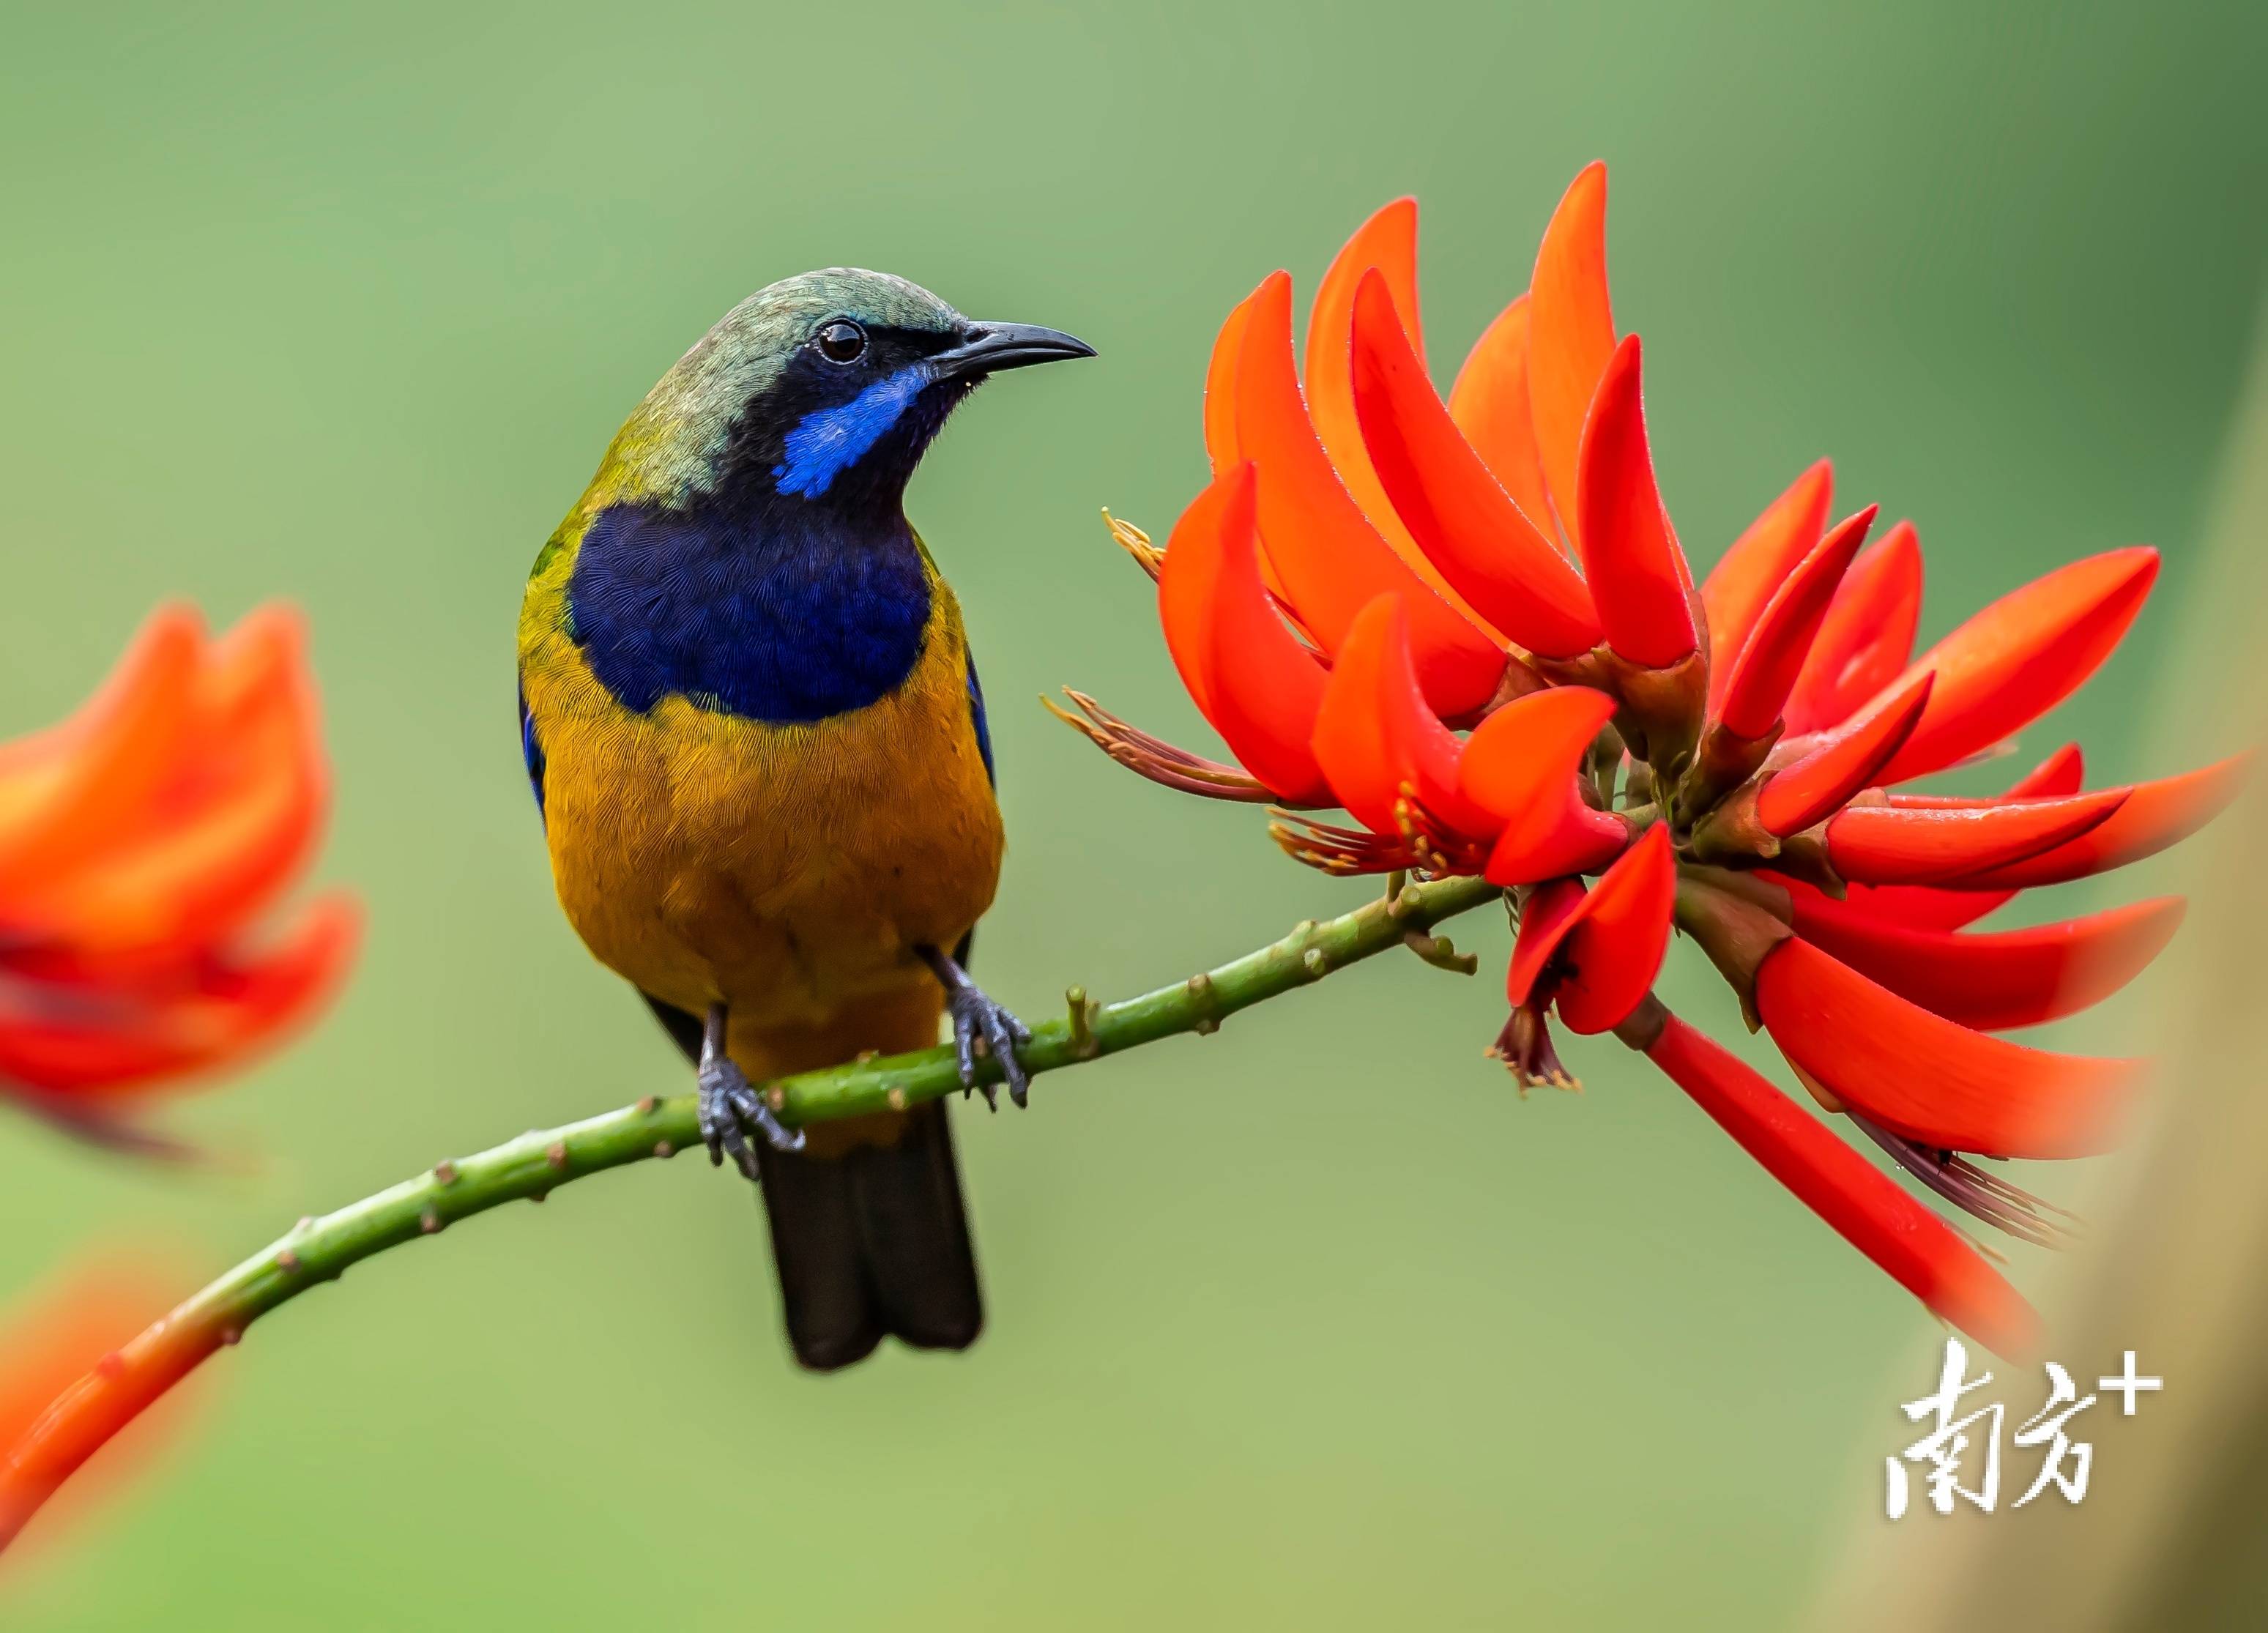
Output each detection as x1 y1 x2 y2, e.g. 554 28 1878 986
0 603 360 1146
1061 167 2245 1357
0 1257 197 1554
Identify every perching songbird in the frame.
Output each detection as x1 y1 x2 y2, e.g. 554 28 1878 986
516 269 1092 1369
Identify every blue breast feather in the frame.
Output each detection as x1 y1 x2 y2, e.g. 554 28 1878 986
565 502 933 723
773 366 930 499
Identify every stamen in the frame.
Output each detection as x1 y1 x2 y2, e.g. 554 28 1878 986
1101 510 1163 581
1044 691 1287 803
1849 1114 2083 1249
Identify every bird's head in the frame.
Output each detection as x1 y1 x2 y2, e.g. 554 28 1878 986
613 267 1093 516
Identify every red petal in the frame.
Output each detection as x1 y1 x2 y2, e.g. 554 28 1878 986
1233 272 1506 718
0 609 204 890
1947 754 2253 889
1458 688 1628 885
1528 162 1616 539
1824 745 2086 927
1700 461 1833 710
0 893 360 1098
1573 336 1698 667
1825 789 2127 885
1782 521 1923 735
1157 465 1331 802
1349 273 1601 658
1202 291 1255 470
1785 893 2185 1030
1716 507 1875 740
1311 595 1498 837
1301 202 1512 636
1755 937 2143 1157
1555 824 1676 1033
1645 1015 2039 1358
1874 547 2160 784
1506 877 1587 1005
1446 293 1558 543
6 614 330 952
1156 495 1224 723
1755 672 1933 837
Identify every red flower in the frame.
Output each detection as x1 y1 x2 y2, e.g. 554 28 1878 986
1061 169 2245 1355
0 603 360 1147
0 1258 199 1552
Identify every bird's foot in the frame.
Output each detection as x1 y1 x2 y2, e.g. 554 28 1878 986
698 1055 803 1180
918 946 1033 1110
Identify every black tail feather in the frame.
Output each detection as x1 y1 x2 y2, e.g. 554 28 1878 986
642 992 984 1372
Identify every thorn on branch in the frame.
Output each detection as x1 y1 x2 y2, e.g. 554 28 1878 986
1066 986 1101 1058
1186 971 1221 1034
433 1160 459 1186
1402 930 1479 975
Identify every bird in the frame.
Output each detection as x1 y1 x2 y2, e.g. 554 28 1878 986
516 268 1092 1369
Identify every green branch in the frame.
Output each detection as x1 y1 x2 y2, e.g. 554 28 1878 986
0 873 1499 1550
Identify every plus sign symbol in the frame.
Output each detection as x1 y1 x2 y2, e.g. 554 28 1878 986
2098 1351 2164 1416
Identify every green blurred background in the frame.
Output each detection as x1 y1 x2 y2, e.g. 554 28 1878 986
2 2 2262 1626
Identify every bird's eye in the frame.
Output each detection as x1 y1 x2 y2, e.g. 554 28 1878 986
815 320 867 364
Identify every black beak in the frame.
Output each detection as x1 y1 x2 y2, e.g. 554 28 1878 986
930 321 1096 381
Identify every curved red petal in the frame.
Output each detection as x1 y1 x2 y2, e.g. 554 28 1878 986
1700 461 1833 709
1573 336 1698 667
1756 937 2143 1158
1825 789 2127 885
0 610 204 890
1234 272 1506 718
1782 521 1924 736
0 893 360 1098
1785 893 2185 1031
1555 824 1676 1033
1528 162 1616 538
1446 294 1559 542
1716 507 1875 739
1312 595 1497 838
1874 547 2159 784
1161 465 1331 802
1349 273 1601 658
1947 754 2253 890
1818 745 2085 927
1459 687 1618 818
1301 203 1510 636
1156 469 1233 724
1645 1015 2039 1358
1203 291 1255 471
1460 688 1627 885
1506 876 1587 1006
1756 672 1933 838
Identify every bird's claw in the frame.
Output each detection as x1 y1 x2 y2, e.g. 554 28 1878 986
946 986 1033 1111
698 1057 803 1180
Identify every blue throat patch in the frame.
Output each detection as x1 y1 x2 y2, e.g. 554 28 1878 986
772 366 931 499
566 502 932 723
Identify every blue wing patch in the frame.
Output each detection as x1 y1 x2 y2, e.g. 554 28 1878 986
964 647 994 787
518 676 546 823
